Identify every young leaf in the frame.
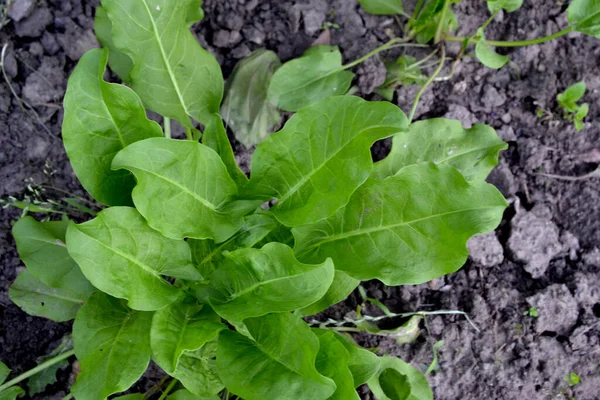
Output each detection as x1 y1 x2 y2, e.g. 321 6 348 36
207 243 335 321
313 329 360 400
358 0 404 15
171 341 224 397
243 96 408 227
486 0 523 13
411 0 459 44
373 118 507 183
294 163 507 285
12 217 93 291
475 40 508 69
63 48 163 206
0 387 25 400
72 292 153 400
112 138 248 242
568 0 600 38
101 0 223 126
267 46 354 112
296 270 360 317
332 334 381 387
66 207 200 311
150 297 224 374
367 356 433 400
94 6 133 82
217 313 336 400
27 335 73 395
220 49 282 147
168 390 219 400
9 269 92 322
188 211 284 279
203 114 248 188
557 81 587 112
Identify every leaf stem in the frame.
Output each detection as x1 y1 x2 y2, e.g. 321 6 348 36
0 349 75 392
445 25 574 47
61 394 74 400
409 44 446 123
164 117 172 139
185 127 193 141
479 10 500 32
157 378 178 400
341 38 405 70
434 0 451 44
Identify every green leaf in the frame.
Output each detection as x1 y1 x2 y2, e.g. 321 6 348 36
367 356 433 400
66 207 200 311
112 138 248 242
558 81 587 110
112 395 145 400
313 329 360 400
332 334 381 387
358 0 404 15
27 335 73 395
72 292 153 400
208 243 335 321
63 48 163 206
188 211 284 279
297 270 360 317
486 0 523 13
221 49 282 147
169 390 219 400
9 269 91 322
294 163 507 285
568 0 600 38
94 6 133 82
267 46 354 112
203 114 248 188
243 96 408 226
12 217 94 291
172 341 224 397
476 40 508 69
373 118 507 183
0 387 25 400
217 313 336 400
0 362 9 384
151 296 224 374
101 0 223 126
411 0 459 44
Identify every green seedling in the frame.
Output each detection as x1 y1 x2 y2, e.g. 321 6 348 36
2 0 598 399
564 372 581 387
524 306 539 318
557 81 589 131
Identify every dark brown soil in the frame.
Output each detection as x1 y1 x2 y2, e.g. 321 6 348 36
1 0 599 399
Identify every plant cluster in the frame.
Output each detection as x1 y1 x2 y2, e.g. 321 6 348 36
1 0 598 399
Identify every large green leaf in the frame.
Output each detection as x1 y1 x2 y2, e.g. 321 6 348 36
188 211 283 279
486 0 523 13
358 0 404 15
367 357 433 400
172 341 224 397
568 0 600 38
202 113 248 188
313 329 360 400
169 390 219 400
373 118 507 183
66 207 200 311
113 138 248 242
94 6 132 82
101 0 223 126
63 48 163 206
297 270 360 317
0 387 24 400
243 96 408 227
267 46 354 112
294 163 507 285
207 243 334 321
9 269 91 322
332 334 381 387
217 313 336 400
151 296 224 374
72 292 153 400
12 217 93 291
221 49 282 147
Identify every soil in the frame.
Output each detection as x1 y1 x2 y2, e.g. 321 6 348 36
1 0 599 399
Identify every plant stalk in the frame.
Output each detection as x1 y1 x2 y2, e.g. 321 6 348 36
434 0 451 44
164 117 172 139
445 25 574 47
0 349 75 393
185 127 193 141
341 38 404 70
157 378 178 400
409 45 446 123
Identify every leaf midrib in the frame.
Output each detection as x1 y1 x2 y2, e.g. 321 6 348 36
306 205 505 249
139 0 189 117
13 286 85 304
